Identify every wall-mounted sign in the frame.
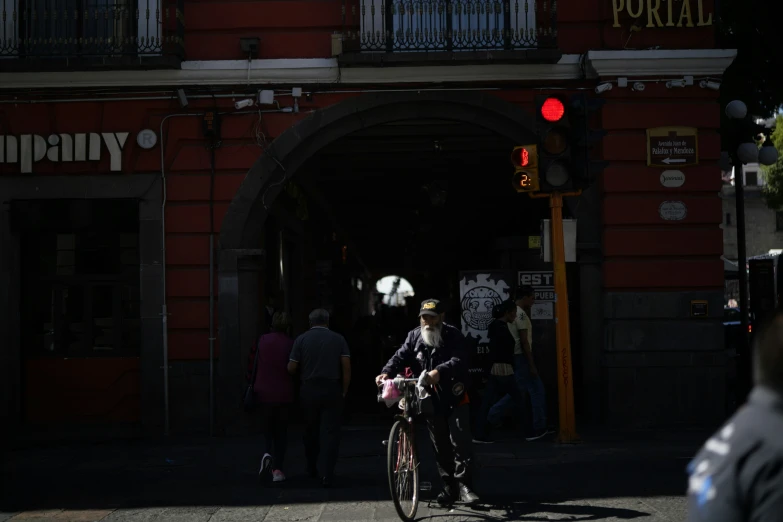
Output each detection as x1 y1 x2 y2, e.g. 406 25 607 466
1 132 137 174
459 271 513 376
531 302 554 320
660 170 686 188
659 201 688 221
647 127 698 168
137 129 158 150
612 0 713 29
690 300 709 318
518 271 555 303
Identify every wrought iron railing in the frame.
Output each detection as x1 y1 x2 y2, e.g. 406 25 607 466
341 0 556 52
0 0 184 60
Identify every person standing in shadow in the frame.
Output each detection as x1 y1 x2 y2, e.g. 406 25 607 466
253 312 295 483
288 308 351 487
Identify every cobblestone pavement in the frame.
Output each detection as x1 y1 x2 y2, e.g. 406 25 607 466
1 426 706 521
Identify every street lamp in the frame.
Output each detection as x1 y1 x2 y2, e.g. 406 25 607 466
725 98 780 402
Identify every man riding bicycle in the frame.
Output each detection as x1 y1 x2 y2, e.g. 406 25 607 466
375 299 480 506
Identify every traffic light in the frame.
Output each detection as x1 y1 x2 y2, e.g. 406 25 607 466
569 93 609 189
535 95 573 192
510 144 540 193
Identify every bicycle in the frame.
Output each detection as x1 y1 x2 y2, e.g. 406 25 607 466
378 376 428 522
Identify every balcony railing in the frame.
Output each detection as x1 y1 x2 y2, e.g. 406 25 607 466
341 0 556 53
0 0 184 69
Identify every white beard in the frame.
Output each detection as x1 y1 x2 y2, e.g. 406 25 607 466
421 324 443 347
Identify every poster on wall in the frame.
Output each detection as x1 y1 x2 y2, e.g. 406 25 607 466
458 271 512 382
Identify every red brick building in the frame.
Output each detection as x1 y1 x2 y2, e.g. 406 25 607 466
0 0 734 437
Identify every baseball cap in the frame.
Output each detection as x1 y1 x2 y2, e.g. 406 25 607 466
419 299 443 317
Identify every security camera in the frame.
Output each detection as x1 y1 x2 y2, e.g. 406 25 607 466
595 83 613 94
700 80 721 91
666 80 685 88
234 98 254 110
632 82 645 92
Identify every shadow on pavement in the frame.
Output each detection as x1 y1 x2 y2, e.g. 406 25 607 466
0 425 698 514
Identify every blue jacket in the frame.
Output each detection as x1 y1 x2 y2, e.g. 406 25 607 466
381 322 469 410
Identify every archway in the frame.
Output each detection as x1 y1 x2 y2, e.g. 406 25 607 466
216 90 602 429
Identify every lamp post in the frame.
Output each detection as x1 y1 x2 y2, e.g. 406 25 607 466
724 99 779 400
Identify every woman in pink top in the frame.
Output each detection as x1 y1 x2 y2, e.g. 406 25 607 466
251 312 294 483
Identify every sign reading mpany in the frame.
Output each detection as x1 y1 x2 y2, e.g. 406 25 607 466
0 132 130 174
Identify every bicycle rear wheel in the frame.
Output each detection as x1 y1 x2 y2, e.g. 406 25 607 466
386 419 419 521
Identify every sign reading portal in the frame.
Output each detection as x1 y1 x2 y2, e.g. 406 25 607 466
612 0 713 28
1 132 132 174
647 127 698 168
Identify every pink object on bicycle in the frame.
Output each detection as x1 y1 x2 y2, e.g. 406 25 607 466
382 379 401 400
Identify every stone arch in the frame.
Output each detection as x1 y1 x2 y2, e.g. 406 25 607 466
215 90 597 431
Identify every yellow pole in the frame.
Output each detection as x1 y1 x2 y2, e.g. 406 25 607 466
530 190 581 444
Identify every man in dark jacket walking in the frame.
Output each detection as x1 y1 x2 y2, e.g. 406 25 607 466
376 299 479 506
686 309 783 521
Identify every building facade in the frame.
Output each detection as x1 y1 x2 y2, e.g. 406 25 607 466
0 0 734 438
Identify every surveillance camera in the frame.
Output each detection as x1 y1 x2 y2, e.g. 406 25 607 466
666 80 685 88
595 83 613 94
632 82 645 92
235 98 254 110
700 80 721 91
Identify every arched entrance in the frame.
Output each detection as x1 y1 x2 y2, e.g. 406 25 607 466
216 90 602 429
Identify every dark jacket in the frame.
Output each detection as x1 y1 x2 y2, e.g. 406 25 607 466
686 386 783 522
487 318 515 369
381 322 469 409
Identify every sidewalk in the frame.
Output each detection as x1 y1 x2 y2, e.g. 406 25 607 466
1 425 704 521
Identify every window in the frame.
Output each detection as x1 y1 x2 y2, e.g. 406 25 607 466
745 170 758 186
726 213 732 226
1 0 163 57
776 211 783 232
357 0 543 52
15 199 141 357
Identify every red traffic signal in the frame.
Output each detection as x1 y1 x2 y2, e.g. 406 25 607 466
511 145 538 168
511 147 530 167
541 97 565 122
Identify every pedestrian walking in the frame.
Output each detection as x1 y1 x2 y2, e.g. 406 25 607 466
287 308 351 487
488 286 551 441
250 312 295 483
686 309 783 521
473 300 527 444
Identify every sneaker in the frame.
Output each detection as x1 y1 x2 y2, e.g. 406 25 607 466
272 469 286 482
526 429 554 442
259 453 272 479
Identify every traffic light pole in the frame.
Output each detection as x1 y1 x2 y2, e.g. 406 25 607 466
530 190 581 444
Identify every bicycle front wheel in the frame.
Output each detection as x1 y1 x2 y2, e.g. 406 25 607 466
387 419 419 521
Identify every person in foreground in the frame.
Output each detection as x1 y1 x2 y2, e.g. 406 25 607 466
686 309 783 521
376 299 480 507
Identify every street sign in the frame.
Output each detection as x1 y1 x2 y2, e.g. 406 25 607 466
646 126 699 168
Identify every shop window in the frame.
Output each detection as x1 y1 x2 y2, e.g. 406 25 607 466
745 171 758 186
14 199 141 358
